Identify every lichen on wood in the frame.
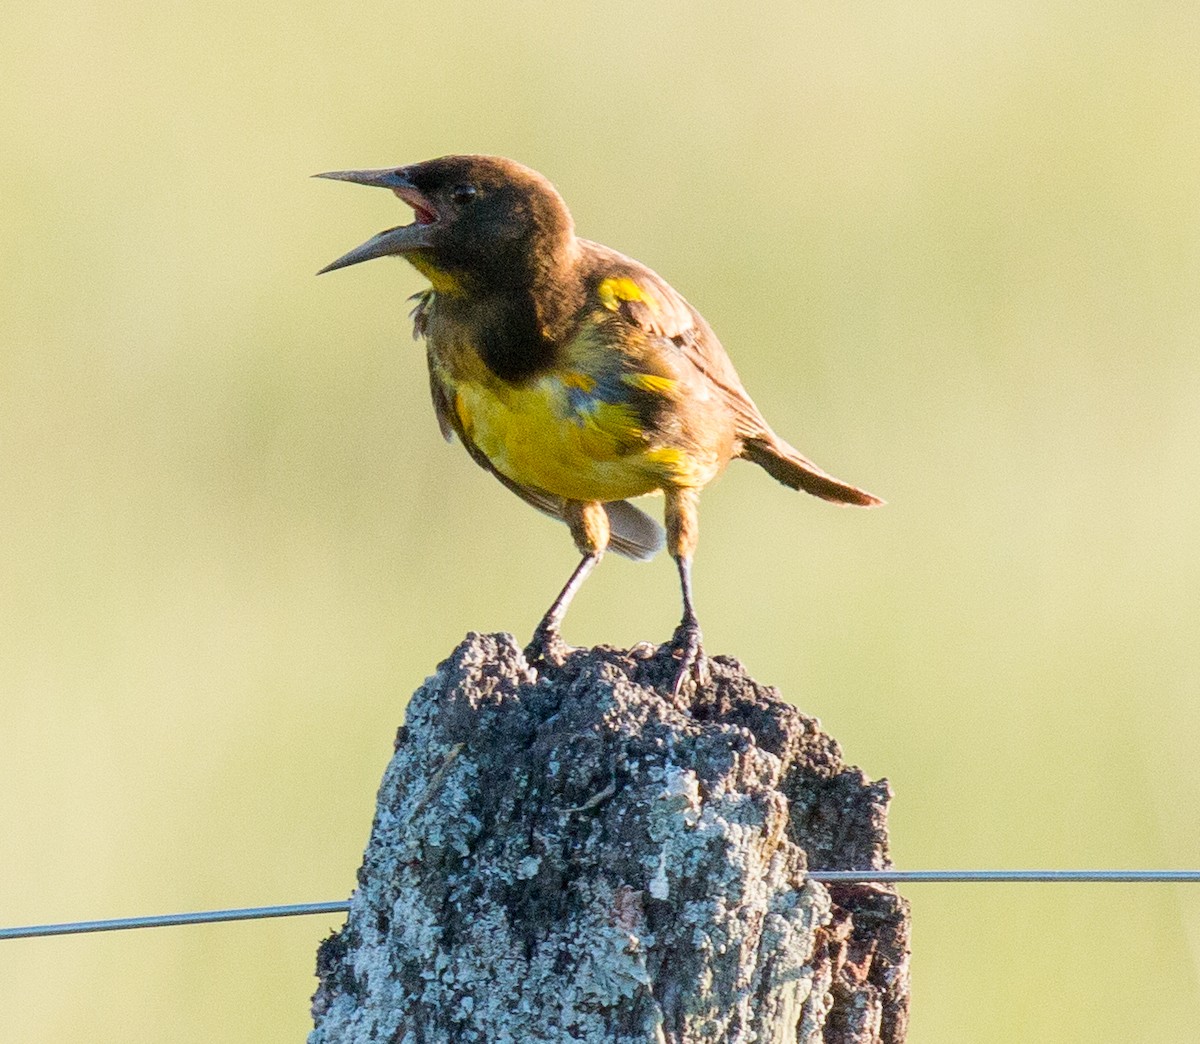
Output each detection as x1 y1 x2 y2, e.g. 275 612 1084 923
310 633 909 1043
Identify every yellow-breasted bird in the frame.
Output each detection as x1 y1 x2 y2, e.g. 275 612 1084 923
317 155 881 695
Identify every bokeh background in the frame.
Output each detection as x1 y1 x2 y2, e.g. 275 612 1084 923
3 2 1199 1040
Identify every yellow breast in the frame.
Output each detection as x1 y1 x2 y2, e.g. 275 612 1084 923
452 373 678 502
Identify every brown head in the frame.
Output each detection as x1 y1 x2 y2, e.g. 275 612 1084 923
315 155 576 294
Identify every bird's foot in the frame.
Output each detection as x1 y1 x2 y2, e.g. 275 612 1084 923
524 622 573 669
668 618 708 699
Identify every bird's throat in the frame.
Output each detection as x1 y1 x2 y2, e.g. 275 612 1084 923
406 253 468 296
475 294 559 384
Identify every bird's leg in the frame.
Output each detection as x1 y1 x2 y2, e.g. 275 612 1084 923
525 501 608 666
670 554 706 697
526 550 602 664
665 487 707 696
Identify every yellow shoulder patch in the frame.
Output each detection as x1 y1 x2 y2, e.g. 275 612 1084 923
597 276 656 313
621 372 677 394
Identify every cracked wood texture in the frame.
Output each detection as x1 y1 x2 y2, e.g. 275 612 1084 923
310 633 910 1043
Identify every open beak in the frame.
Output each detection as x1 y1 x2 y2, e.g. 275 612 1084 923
314 168 439 274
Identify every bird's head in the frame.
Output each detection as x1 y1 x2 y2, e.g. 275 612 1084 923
315 155 575 293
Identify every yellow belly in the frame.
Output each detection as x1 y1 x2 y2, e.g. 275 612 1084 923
453 376 680 502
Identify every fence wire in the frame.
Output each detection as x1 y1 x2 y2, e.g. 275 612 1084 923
4 870 1200 940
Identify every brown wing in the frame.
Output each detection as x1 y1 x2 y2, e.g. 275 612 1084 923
577 240 771 440
578 241 882 508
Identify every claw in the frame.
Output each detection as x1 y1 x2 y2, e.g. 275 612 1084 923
669 618 707 698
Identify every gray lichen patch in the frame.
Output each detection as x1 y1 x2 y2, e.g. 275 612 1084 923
310 633 909 1043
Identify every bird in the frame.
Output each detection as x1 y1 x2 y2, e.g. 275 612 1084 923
316 155 881 695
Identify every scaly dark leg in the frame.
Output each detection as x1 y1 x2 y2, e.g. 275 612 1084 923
662 486 707 695
670 553 706 697
525 549 602 664
526 499 611 666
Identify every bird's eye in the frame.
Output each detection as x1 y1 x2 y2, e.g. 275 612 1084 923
451 183 478 204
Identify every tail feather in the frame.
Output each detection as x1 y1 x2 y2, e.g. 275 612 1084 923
604 499 665 561
473 455 664 561
741 435 882 507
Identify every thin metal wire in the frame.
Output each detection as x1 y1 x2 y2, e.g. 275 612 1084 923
0 901 351 941
4 871 1200 940
807 869 1200 884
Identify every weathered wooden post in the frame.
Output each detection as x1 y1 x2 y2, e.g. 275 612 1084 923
310 633 909 1043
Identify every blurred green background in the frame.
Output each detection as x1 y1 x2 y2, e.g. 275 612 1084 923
3 1 1198 1040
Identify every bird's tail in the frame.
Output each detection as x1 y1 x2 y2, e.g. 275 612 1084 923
604 500 665 561
740 433 882 507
